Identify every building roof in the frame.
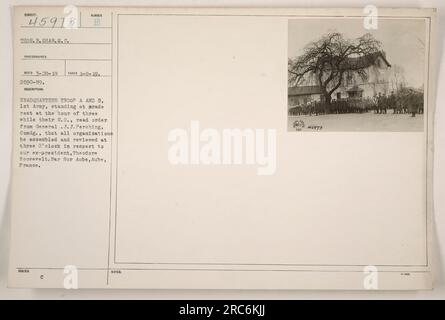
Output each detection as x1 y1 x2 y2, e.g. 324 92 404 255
288 85 322 96
347 85 364 92
346 51 391 69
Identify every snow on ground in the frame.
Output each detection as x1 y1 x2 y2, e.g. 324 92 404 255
288 112 424 132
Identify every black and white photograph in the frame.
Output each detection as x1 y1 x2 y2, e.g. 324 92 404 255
1 3 443 300
288 18 427 131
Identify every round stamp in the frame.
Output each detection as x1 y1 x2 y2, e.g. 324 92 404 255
293 119 305 131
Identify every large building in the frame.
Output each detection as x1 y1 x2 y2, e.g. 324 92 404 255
288 52 392 107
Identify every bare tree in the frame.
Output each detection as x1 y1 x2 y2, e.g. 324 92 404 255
389 64 406 92
288 32 382 104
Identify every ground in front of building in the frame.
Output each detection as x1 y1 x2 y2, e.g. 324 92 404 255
288 112 424 132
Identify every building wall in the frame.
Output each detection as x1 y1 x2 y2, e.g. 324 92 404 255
289 56 391 104
332 59 391 99
288 93 321 107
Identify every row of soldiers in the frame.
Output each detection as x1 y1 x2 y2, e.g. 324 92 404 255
288 91 423 117
373 91 423 116
288 98 374 116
